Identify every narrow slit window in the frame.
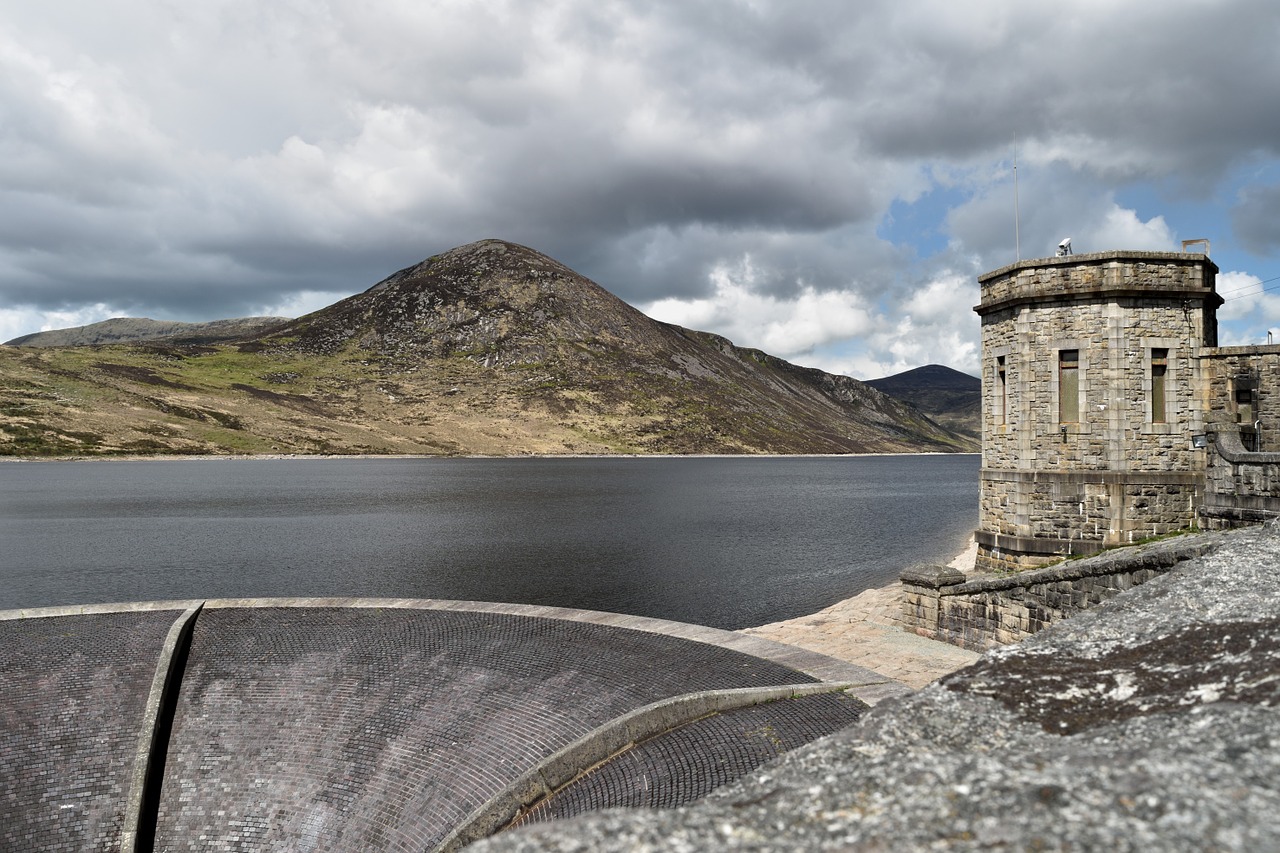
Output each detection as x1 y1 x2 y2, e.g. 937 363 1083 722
1151 348 1168 423
1059 349 1079 424
996 356 1007 425
1236 387 1254 424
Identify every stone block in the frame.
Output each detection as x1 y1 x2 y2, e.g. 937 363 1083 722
899 565 966 589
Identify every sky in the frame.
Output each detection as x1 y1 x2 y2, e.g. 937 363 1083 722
3 0 1280 379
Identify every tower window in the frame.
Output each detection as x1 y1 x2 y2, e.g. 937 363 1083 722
1059 349 1079 424
996 356 1007 425
1236 386 1254 424
1151 348 1168 423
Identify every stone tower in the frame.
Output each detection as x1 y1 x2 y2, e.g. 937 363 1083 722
973 250 1221 572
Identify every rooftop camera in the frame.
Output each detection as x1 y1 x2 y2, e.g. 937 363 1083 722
1056 238 1073 257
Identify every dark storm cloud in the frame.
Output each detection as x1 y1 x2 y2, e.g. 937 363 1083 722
1 0 1277 372
839 2 1280 179
1233 184 1280 254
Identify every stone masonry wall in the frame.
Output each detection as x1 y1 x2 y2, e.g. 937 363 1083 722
978 472 1197 547
1201 346 1280 451
981 297 1205 478
983 300 1202 475
977 250 1216 316
975 252 1216 562
1201 424 1280 528
904 534 1222 650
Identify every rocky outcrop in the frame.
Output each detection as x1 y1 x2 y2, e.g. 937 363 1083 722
480 523 1280 851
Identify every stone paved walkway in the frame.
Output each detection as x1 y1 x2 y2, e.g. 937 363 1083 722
740 543 981 689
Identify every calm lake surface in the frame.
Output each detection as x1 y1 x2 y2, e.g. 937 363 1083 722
0 455 978 629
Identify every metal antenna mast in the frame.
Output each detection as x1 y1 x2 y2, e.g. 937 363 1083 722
1013 140 1021 261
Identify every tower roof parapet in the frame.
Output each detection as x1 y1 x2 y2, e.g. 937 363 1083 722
976 250 1220 317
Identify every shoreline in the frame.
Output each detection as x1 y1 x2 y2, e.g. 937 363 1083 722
739 539 981 689
0 451 981 462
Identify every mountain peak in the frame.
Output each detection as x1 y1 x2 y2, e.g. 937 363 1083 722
865 364 980 439
265 239 655 363
869 364 980 390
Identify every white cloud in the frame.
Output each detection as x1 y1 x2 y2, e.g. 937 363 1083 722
249 290 347 320
0 303 118 344
0 0 1276 378
902 274 979 325
1083 205 1175 253
1215 270 1280 347
803 272 981 380
1217 271 1266 323
644 264 982 381
819 321 981 381
643 257 874 361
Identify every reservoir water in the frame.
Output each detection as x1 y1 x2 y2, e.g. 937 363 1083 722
0 454 978 629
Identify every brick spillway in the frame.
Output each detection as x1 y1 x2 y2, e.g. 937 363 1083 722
1 600 900 852
511 691 864 826
153 607 831 851
0 610 179 852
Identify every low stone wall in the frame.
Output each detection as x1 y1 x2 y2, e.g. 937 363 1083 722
901 534 1223 650
1201 424 1280 528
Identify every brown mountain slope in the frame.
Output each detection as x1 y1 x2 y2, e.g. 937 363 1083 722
4 316 289 347
259 239 972 453
0 240 975 456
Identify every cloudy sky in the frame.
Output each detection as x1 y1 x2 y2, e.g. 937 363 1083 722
3 0 1279 378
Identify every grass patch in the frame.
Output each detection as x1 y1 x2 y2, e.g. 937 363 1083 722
1061 526 1201 560
204 410 244 430
0 422 103 456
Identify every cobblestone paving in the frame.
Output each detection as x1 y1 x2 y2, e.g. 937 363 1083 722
0 610 177 853
152 607 825 852
511 692 864 826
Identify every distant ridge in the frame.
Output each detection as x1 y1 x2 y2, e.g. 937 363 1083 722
5 316 289 347
866 364 980 440
867 364 979 392
0 240 977 456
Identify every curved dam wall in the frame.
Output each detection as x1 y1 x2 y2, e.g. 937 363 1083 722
0 599 900 852
1 609 179 852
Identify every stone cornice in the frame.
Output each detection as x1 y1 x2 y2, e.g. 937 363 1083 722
978 250 1218 284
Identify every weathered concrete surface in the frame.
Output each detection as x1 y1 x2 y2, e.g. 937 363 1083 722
480 523 1280 852
743 583 981 688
